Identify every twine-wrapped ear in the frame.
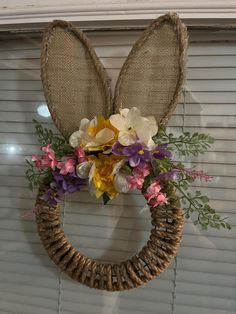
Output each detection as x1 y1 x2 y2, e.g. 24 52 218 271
41 20 111 139
113 13 188 124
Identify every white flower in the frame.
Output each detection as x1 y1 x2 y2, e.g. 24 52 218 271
69 116 117 150
112 159 126 176
69 118 90 148
76 161 93 179
109 107 158 148
113 173 130 193
112 159 130 193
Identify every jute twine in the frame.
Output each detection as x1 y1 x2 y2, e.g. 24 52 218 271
37 13 188 291
36 186 184 291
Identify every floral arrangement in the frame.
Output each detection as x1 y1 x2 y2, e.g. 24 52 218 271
26 107 230 230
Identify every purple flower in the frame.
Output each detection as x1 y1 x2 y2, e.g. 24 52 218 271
152 144 172 160
124 142 151 167
112 142 125 156
41 171 86 206
155 169 179 181
112 141 151 167
53 171 85 193
41 187 64 206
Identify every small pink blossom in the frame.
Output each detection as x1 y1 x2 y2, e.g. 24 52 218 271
133 163 151 178
57 158 75 175
127 162 151 190
182 168 213 182
31 154 43 168
127 175 144 190
144 181 168 207
21 207 38 220
31 144 58 169
42 144 54 155
75 147 87 162
147 180 161 193
148 192 168 207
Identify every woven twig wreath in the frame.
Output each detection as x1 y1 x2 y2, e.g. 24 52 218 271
36 188 184 291
35 13 188 291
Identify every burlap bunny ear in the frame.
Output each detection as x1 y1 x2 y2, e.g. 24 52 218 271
41 20 111 139
113 13 188 124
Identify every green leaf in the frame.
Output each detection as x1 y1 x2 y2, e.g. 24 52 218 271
103 193 110 205
200 195 209 203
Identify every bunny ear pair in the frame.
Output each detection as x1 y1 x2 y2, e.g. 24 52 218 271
41 13 188 140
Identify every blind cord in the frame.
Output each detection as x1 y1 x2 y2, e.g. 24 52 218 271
171 257 178 314
58 199 66 314
182 87 187 133
171 88 187 314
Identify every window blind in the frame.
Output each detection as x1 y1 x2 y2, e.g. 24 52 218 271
0 28 235 314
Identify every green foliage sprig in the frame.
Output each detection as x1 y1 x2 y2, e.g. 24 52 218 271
153 126 231 230
25 159 52 190
154 126 214 157
171 171 231 230
33 119 73 157
25 120 72 190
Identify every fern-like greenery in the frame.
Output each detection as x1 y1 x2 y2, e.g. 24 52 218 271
153 125 231 230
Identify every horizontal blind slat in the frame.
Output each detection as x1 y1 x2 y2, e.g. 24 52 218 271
0 30 235 314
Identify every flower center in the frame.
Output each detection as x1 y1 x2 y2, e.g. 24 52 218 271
138 149 145 155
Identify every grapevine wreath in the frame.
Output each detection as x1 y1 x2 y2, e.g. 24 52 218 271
26 13 230 291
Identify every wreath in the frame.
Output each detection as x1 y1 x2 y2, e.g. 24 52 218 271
25 13 230 291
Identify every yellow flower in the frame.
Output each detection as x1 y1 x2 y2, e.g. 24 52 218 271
88 154 124 199
69 115 119 151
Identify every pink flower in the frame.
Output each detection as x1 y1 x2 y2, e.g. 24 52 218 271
127 175 144 190
133 162 151 178
147 181 161 193
21 207 39 220
75 147 87 162
144 181 168 207
42 144 54 155
57 158 75 175
182 168 213 182
126 163 151 190
31 144 58 169
32 154 43 168
148 192 168 207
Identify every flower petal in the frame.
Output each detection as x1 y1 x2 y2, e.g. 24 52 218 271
127 107 141 123
112 159 126 175
69 130 83 148
114 173 130 193
135 117 158 148
88 163 96 183
88 179 100 197
109 114 127 131
118 131 136 146
76 161 93 179
120 108 130 117
80 118 90 130
95 128 115 145
129 155 140 167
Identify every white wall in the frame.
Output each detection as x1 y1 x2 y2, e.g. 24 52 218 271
0 0 236 25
